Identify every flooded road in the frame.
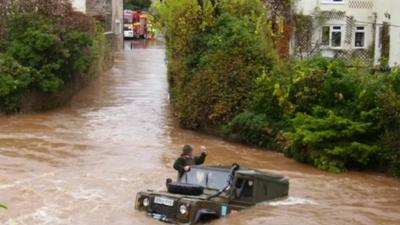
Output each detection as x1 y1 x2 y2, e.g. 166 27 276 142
1 40 399 225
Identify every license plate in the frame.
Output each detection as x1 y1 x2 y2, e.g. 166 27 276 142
154 197 174 206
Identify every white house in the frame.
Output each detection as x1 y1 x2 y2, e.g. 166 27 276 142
71 0 124 50
293 0 400 66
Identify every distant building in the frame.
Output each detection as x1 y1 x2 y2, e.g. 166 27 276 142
293 0 400 66
71 0 124 50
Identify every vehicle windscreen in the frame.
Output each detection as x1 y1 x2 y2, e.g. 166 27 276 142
179 168 231 190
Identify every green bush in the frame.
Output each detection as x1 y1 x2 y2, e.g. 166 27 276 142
155 0 211 102
0 55 36 113
223 111 284 149
175 13 276 128
250 59 387 173
225 57 396 174
7 14 95 82
251 72 286 122
125 0 152 10
156 0 276 128
377 70 400 176
0 10 100 113
284 108 379 172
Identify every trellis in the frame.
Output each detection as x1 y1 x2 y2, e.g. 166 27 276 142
263 1 375 66
293 14 313 59
348 0 374 9
334 49 373 66
345 16 354 45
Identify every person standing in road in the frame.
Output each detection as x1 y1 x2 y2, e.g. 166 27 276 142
174 144 207 178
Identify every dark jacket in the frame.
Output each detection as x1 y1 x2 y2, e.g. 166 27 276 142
173 153 206 178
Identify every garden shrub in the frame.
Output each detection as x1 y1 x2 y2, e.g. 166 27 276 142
274 60 386 173
156 0 276 128
251 71 286 122
377 70 400 176
0 55 37 113
225 57 393 174
223 111 283 149
175 13 276 128
155 0 211 102
284 107 379 172
6 14 95 82
125 0 152 10
0 2 101 113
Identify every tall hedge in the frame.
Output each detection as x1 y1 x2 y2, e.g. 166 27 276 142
0 1 103 113
155 0 277 128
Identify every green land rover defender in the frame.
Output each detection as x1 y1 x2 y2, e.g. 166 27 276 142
135 164 289 224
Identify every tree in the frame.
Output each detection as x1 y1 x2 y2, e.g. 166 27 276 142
124 0 152 10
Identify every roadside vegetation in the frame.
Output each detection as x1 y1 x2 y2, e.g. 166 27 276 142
153 0 400 176
124 0 152 10
0 0 105 113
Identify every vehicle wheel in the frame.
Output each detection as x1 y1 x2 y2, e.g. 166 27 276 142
167 182 204 195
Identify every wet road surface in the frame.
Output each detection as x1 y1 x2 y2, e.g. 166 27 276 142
0 40 399 225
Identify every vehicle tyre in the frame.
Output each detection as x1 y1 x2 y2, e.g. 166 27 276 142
167 182 204 195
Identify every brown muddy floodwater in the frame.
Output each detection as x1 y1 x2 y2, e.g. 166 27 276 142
0 40 399 225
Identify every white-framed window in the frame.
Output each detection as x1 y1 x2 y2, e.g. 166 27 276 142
321 0 345 4
321 25 343 48
354 26 366 48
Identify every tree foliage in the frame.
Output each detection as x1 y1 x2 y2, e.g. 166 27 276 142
284 108 379 172
228 58 399 175
155 0 276 128
124 0 152 10
156 0 400 176
0 1 102 113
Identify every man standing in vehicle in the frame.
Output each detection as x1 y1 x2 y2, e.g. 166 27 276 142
174 145 207 178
